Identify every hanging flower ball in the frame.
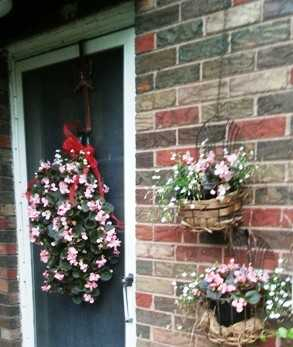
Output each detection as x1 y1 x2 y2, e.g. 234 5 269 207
27 138 122 305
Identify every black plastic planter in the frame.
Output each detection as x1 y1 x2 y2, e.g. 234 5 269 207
210 300 251 327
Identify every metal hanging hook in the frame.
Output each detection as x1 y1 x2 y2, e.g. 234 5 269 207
74 41 94 143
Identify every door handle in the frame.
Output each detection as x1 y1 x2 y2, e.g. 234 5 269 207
122 273 134 323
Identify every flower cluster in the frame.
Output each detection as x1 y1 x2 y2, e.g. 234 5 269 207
153 144 255 222
28 149 121 304
264 259 293 321
178 259 268 313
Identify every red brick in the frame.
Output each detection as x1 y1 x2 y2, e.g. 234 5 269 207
136 225 153 241
234 117 286 140
136 292 153 308
0 244 16 255
281 209 293 228
154 225 182 242
156 147 198 167
176 246 222 262
155 107 199 129
0 268 17 280
233 0 252 5
153 328 190 345
136 0 155 13
0 279 9 293
182 229 198 243
243 208 281 227
136 33 155 54
0 135 10 148
0 218 9 229
224 249 278 270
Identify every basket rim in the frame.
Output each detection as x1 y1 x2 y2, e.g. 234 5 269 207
179 190 244 209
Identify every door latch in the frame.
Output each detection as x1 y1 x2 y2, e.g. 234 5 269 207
122 273 134 323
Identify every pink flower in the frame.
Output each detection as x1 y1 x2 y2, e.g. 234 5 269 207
232 298 247 313
67 247 78 266
63 228 73 242
54 272 64 281
59 165 66 173
96 256 107 268
95 210 109 225
30 227 40 243
40 249 49 263
52 217 61 231
79 260 88 273
39 161 51 171
66 163 77 173
28 206 40 221
207 150 215 164
59 181 69 195
41 283 51 292
234 270 247 284
30 193 40 205
64 176 74 184
41 197 49 207
87 200 102 211
105 229 121 255
215 161 232 182
79 174 87 184
81 232 88 240
195 159 209 173
89 273 100 282
41 177 50 186
57 202 71 216
83 293 94 304
85 281 98 291
225 153 238 166
42 270 49 279
103 184 110 193
182 151 194 165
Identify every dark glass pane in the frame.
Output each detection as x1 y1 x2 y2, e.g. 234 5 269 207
23 47 124 347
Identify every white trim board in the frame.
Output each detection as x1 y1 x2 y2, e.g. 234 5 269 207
9 24 136 347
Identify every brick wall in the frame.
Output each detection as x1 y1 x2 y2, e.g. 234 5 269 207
0 55 21 347
135 1 293 346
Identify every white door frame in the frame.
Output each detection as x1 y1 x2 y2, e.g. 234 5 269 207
8 14 136 347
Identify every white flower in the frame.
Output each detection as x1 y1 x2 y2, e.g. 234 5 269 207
283 300 292 308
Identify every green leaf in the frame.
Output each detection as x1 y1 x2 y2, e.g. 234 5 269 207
277 327 288 339
287 328 293 340
259 333 267 342
47 225 62 242
72 296 82 305
71 286 82 295
60 261 71 271
101 270 113 282
72 271 80 279
245 290 261 305
206 288 221 301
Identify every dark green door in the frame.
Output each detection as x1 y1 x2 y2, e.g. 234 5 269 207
23 47 125 347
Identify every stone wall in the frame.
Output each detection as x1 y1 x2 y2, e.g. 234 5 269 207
0 54 21 347
135 1 293 346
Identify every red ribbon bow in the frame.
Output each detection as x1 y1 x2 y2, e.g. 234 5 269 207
63 124 124 230
63 124 105 198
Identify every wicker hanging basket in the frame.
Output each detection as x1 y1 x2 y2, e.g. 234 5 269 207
195 309 265 347
179 191 244 233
